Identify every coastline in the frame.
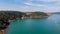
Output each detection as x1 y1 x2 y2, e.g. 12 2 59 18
21 16 49 19
0 16 49 34
0 19 14 34
0 15 50 34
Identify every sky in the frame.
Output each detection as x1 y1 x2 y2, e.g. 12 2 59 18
0 0 60 12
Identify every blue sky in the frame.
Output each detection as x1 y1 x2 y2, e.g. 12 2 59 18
0 0 60 12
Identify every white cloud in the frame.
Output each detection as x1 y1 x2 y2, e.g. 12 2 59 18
0 0 60 12
22 0 60 12
24 3 45 7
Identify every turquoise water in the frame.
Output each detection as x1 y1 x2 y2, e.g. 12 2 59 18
6 14 60 34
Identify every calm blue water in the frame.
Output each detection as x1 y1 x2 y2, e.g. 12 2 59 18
6 14 60 34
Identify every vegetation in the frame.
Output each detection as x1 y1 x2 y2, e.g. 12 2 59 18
25 12 48 18
28 12 48 16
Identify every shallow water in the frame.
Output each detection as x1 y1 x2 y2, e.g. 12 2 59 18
6 14 60 34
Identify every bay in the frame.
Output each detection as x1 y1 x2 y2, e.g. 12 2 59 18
6 14 60 34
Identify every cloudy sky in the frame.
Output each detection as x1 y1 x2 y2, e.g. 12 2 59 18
0 0 60 12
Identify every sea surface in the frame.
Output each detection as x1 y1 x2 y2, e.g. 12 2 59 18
6 14 60 34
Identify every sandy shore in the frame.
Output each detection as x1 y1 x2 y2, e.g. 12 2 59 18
0 29 6 34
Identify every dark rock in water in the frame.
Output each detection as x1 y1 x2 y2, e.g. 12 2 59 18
1 27 7 30
6 22 10 26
